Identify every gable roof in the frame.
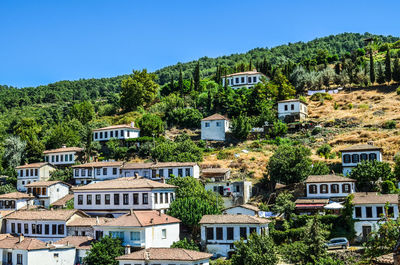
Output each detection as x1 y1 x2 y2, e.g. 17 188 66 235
0 236 49 250
199 214 270 225
43 146 84 154
305 175 356 183
225 204 259 212
67 217 112 227
72 177 175 191
4 209 88 221
352 193 398 205
25 181 71 188
16 162 52 169
51 194 74 207
339 144 382 152
72 161 124 168
277 98 308 105
202 113 229 121
0 192 34 200
122 162 197 170
202 168 230 176
96 210 180 227
55 236 95 250
93 124 139 131
223 70 264 77
116 248 212 261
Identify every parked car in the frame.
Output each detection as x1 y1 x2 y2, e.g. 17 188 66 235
324 237 349 249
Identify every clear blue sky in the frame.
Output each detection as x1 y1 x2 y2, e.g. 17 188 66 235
1 0 399 88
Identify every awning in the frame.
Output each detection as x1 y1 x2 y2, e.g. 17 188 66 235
324 202 344 210
296 204 325 208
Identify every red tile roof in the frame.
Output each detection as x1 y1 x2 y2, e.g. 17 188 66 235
339 144 382 152
96 210 180 227
93 124 139 131
202 113 229 121
25 181 71 188
0 192 34 200
5 209 88 221
72 177 175 191
55 236 95 250
223 70 264 77
116 248 212 261
51 194 74 207
305 175 355 183
43 147 83 154
71 161 124 168
0 236 49 250
199 214 270 224
16 162 52 169
352 193 398 205
67 217 112 227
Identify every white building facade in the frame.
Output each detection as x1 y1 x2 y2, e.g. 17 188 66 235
26 181 71 208
93 123 140 142
340 143 383 176
222 70 265 89
201 114 230 141
305 175 356 198
16 163 56 192
72 161 124 185
277 99 308 121
223 204 259 216
0 192 34 211
121 162 200 179
43 145 84 166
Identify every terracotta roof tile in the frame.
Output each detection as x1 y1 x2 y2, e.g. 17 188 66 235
97 210 180 227
340 144 382 152
202 113 229 121
72 161 124 168
223 70 264 77
67 217 112 227
25 181 71 188
122 162 197 170
5 209 88 221
352 193 398 205
202 168 230 175
0 236 49 250
93 124 139 131
305 175 356 183
51 194 74 207
16 162 52 169
116 248 212 261
199 214 270 224
55 236 95 250
0 192 34 200
277 99 308 105
43 147 84 154
72 177 175 191
373 253 394 264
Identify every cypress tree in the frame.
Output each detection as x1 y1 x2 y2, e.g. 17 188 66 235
189 78 193 91
335 62 341 75
377 63 385 84
224 70 228 90
369 51 375 84
248 59 252 71
178 68 183 93
393 57 400 82
170 74 174 92
193 62 200 91
385 49 392 84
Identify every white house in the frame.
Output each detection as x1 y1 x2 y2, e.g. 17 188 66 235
55 236 95 265
116 248 212 265
340 143 383 176
201 114 230 141
94 210 180 249
4 209 89 242
0 235 76 265
16 163 56 192
277 99 308 122
72 177 176 217
43 145 84 167
199 214 270 257
305 175 356 199
223 204 260 216
72 161 124 185
121 162 200 180
67 217 112 238
201 168 231 182
352 193 399 242
26 181 71 208
93 123 140 142
222 70 266 89
205 180 252 208
0 192 34 211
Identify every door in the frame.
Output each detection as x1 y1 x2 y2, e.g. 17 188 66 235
362 226 372 242
218 186 224 196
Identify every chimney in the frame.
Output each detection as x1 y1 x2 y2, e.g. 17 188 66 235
67 241 70 246
130 209 133 215
144 250 150 261
158 210 162 216
134 173 139 179
130 122 135 128
125 245 131 255
62 144 67 149
19 235 24 243
96 216 99 225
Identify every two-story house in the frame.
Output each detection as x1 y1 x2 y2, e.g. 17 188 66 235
201 114 230 141
94 210 180 249
116 248 212 265
205 180 252 208
0 192 34 211
55 236 95 265
305 175 356 199
199 214 270 257
93 123 140 142
16 163 56 192
121 162 200 179
4 209 89 241
72 177 176 217
352 193 399 242
26 181 71 208
43 145 84 167
67 217 112 238
72 161 124 185
277 99 308 122
340 143 383 176
222 70 266 89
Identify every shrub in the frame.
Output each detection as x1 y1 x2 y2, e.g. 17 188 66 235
268 120 288 138
137 113 165 136
358 104 369 110
310 93 332 101
397 86 400 95
231 114 252 140
217 150 233 160
167 108 203 128
383 120 397 129
317 144 332 158
348 103 353 109
311 126 322 135
333 101 339 110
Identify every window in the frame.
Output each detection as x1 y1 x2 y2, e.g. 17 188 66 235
35 169 38 176
30 169 34 176
170 193 174 202
253 76 257 82
96 194 101 205
45 224 49 235
376 206 383 217
7 253 12 264
360 153 368 161
111 231 124 240
143 193 148 204
112 168 117 175
154 193 158 204
75 169 80 177
320 184 328 194
168 169 173 177
103 168 107 175
99 132 103 138
178 169 182 177
343 154 351 163
206 227 214 240
216 122 221 127
185 168 191 176
55 155 59 163
96 168 101 175
366 207 373 218
42 188 47 195
17 254 22 265
369 153 377 161
352 154 359 163
60 155 63 162
388 206 394 217
110 131 113 138
130 231 140 241
158 169 164 178
342 184 351 193
227 227 234 240
249 227 257 235
11 223 15 233
94 132 98 139
241 77 245 83
284 104 288 111
78 195 83 205
65 154 68 161
205 122 210 128
52 224 57 235
240 227 247 239
105 194 110 205
248 77 252 83
81 169 86 177
69 154 73 161
235 77 239 83
309 184 317 194
216 227 223 240
88 169 92 177
37 224 42 234
331 184 339 193
120 130 124 137
87 195 92 205
133 193 139 205
58 224 64 235
24 224 28 234
114 194 120 205
160 193 164 204
31 224 36 234
291 104 294 110
162 229 167 239
17 223 21 234
165 193 169 204
123 194 129 205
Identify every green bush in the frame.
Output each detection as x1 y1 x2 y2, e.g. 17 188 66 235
397 86 400 95
317 144 332 158
217 150 233 160
333 101 339 110
383 120 397 129
358 104 369 110
311 126 322 135
310 93 332 101
348 103 353 109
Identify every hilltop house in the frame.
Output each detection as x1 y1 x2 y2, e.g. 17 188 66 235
201 114 230 141
72 177 176 217
93 123 140 142
4 209 89 241
16 163 56 192
67 217 111 238
43 145 84 167
201 168 231 182
0 235 76 265
72 161 124 185
93 210 180 249
352 193 399 242
199 214 270 257
223 204 260 216
305 175 356 199
26 181 71 208
222 70 265 89
0 192 34 211
205 180 252 208
121 162 200 179
277 99 308 122
116 248 212 265
55 236 95 265
340 143 383 176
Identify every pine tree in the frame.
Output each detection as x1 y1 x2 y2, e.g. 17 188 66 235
369 51 375 84
393 57 400 82
193 62 200 91
377 63 385 84
178 68 183 93
385 49 392 84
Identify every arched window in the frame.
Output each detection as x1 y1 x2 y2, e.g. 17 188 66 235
360 153 368 161
352 154 359 163
343 154 351 163
331 184 339 193
342 184 351 193
320 184 328 194
309 185 317 194
369 153 377 161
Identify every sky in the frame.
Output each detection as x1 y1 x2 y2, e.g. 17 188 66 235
0 0 399 88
